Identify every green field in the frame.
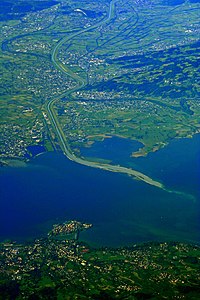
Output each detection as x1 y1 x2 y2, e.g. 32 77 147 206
0 0 200 161
1 230 200 299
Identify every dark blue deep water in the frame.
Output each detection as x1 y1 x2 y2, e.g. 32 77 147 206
0 134 199 247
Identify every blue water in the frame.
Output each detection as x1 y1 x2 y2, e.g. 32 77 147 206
80 137 143 164
81 135 200 197
0 135 199 247
26 145 46 158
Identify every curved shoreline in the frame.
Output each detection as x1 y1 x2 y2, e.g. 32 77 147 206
47 0 165 190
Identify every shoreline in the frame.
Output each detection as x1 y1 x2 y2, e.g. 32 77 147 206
0 157 28 168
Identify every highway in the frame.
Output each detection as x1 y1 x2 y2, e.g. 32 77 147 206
47 0 164 190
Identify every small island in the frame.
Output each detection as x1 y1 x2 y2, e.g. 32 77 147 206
48 220 92 240
0 220 200 299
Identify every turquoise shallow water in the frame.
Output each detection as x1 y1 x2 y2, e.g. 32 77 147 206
0 134 199 247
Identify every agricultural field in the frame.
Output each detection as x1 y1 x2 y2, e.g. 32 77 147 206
0 0 200 161
54 0 200 157
1 230 200 299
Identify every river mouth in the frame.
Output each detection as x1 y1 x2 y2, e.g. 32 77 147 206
0 134 199 247
80 134 200 196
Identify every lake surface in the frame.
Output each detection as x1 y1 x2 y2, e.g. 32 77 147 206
0 134 199 247
81 135 200 197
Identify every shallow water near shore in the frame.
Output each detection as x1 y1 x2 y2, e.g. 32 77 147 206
0 134 199 247
81 134 200 196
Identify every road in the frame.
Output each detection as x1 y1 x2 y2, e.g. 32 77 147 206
47 0 164 190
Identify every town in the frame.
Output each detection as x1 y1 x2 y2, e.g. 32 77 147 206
0 221 200 299
0 0 199 162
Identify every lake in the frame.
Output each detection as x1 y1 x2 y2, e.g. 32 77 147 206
0 134 199 247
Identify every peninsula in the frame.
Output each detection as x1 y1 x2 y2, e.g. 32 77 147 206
47 0 164 190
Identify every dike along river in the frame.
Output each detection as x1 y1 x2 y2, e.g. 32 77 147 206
0 134 199 247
